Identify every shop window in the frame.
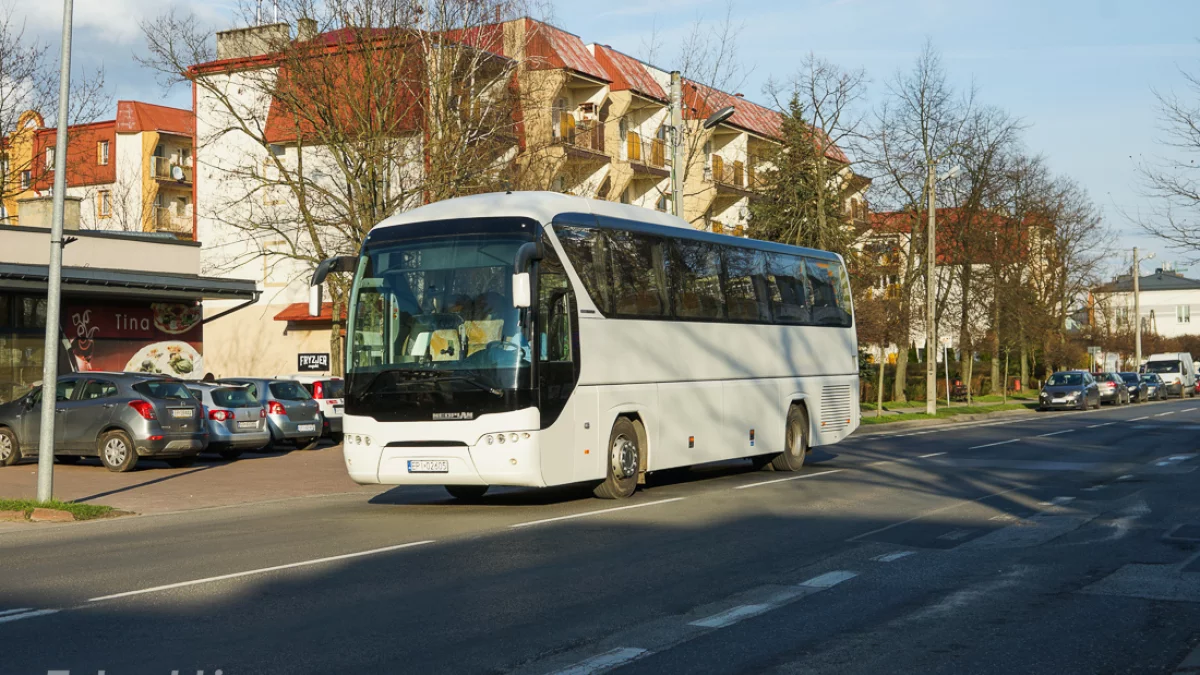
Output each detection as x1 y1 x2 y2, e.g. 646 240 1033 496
16 297 46 329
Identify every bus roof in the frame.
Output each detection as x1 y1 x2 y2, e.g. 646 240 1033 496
370 191 841 262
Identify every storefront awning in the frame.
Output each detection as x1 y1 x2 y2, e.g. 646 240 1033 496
0 263 259 302
274 302 346 323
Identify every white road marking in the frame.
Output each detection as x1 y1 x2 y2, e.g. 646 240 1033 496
0 609 59 624
734 469 843 490
1082 485 1107 492
509 498 687 529
968 439 1019 450
1037 429 1074 437
1118 474 1135 481
848 486 1025 542
867 460 892 466
688 604 772 628
551 648 649 675
1041 496 1075 506
1155 411 1176 417
0 608 33 618
1087 422 1116 429
938 529 975 541
1184 408 1197 413
1170 454 1197 461
88 540 436 602
800 570 858 588
873 551 915 562
918 452 946 458
1131 416 1150 421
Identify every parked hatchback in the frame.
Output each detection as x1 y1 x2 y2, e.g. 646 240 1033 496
1039 370 1099 411
1095 372 1131 406
1119 372 1145 402
282 375 344 443
0 373 206 472
186 383 270 459
217 378 322 450
1141 373 1168 401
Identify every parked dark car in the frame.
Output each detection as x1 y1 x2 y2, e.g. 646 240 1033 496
1119 372 1145 402
1039 370 1100 411
0 373 206 472
1095 372 1131 406
1141 373 1168 401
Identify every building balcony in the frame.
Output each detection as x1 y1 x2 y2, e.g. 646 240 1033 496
150 156 193 184
551 112 607 160
622 131 669 176
705 154 768 193
152 207 192 237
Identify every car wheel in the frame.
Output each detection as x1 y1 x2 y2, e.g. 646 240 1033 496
99 430 138 472
445 485 488 501
54 455 80 465
594 417 641 499
0 427 18 467
218 449 243 461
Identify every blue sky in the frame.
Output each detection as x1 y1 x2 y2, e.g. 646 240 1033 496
20 0 1200 273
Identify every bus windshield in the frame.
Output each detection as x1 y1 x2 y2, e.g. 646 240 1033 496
346 219 536 402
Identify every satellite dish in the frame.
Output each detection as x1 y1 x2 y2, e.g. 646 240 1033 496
170 165 185 181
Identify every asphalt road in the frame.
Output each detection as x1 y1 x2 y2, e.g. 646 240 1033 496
3 397 1200 675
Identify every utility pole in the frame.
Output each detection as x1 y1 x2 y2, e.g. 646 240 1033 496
1133 246 1142 371
36 0 74 503
925 163 937 416
669 71 684 219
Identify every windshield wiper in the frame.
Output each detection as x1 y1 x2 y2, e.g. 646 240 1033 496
425 373 503 397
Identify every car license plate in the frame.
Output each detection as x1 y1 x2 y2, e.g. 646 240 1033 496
1051 398 1066 404
333 406 343 414
298 423 317 433
237 421 257 430
170 408 192 419
408 459 449 473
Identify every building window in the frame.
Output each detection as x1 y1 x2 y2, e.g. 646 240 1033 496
1178 305 1191 324
20 170 30 190
655 193 669 212
97 190 112 218
98 140 109 166
44 147 53 169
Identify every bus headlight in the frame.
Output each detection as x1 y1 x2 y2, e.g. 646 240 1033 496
509 433 519 443
485 435 494 445
497 434 506 444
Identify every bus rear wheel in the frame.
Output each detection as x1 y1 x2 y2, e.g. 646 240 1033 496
595 417 640 499
446 485 488 501
770 406 809 472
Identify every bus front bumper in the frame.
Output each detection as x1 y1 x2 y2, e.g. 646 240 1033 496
343 431 545 488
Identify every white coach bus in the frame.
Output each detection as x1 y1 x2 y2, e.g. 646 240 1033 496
311 192 859 500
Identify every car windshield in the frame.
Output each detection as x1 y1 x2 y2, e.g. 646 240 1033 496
1142 374 1160 383
269 381 311 401
322 380 345 398
1145 360 1182 374
212 387 259 408
1120 373 1139 384
346 218 536 396
133 380 193 401
1046 373 1083 386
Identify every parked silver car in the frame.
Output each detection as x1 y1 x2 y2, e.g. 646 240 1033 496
281 374 344 443
217 378 322 450
0 373 207 472
186 382 270 459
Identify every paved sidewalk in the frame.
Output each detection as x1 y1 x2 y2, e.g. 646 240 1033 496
0 444 387 516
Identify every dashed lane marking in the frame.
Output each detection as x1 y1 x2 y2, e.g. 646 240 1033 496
0 609 59 624
550 648 650 675
0 608 33 618
510 499 687 529
688 604 773 628
937 529 975 541
1155 411 1176 417
734 469 843 490
1037 429 1075 437
1087 422 1117 429
873 551 915 562
800 570 859 588
1041 496 1075 506
1131 416 1150 421
1184 408 1197 413
969 439 1020 450
919 452 946 458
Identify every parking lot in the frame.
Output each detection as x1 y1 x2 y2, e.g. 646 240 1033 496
0 442 385 517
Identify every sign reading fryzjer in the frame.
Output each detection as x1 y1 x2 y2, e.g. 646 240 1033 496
298 353 331 372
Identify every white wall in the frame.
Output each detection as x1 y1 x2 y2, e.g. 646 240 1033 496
1097 287 1200 338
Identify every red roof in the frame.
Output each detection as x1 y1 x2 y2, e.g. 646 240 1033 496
523 20 609 82
273 302 346 322
868 208 1031 265
592 46 665 101
114 101 194 136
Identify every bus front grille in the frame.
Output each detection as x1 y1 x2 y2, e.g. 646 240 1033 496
820 385 853 432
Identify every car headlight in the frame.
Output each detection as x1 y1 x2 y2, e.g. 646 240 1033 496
1065 391 1079 400
1040 391 1048 398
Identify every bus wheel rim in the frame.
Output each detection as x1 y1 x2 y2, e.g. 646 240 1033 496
611 434 637 479
788 418 803 457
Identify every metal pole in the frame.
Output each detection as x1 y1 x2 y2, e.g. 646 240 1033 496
1133 247 1141 371
669 71 684 219
35 0 74 503
944 342 951 408
925 164 937 415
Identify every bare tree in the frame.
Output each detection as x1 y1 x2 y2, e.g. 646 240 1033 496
1136 67 1200 254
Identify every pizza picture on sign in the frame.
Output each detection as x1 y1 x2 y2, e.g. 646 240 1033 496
124 341 204 378
151 303 202 335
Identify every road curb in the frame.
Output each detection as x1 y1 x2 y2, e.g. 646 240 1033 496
852 408 1038 436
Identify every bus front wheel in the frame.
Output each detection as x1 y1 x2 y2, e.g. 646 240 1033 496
770 406 809 472
595 417 640 499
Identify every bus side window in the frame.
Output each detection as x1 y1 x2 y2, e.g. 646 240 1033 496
805 258 853 327
538 240 573 362
668 239 725 319
722 247 769 322
554 226 611 314
766 253 808 324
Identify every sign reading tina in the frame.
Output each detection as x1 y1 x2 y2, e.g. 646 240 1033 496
298 353 331 372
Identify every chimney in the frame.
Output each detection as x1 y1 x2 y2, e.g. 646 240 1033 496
216 22 290 60
296 17 318 42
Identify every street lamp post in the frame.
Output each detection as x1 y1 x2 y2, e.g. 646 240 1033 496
1132 248 1154 371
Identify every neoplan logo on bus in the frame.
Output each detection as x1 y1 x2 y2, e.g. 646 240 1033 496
433 412 474 421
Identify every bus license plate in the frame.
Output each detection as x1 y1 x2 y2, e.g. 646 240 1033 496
408 460 449 473
170 408 192 419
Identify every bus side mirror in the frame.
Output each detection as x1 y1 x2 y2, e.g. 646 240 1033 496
513 272 532 308
308 284 323 318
